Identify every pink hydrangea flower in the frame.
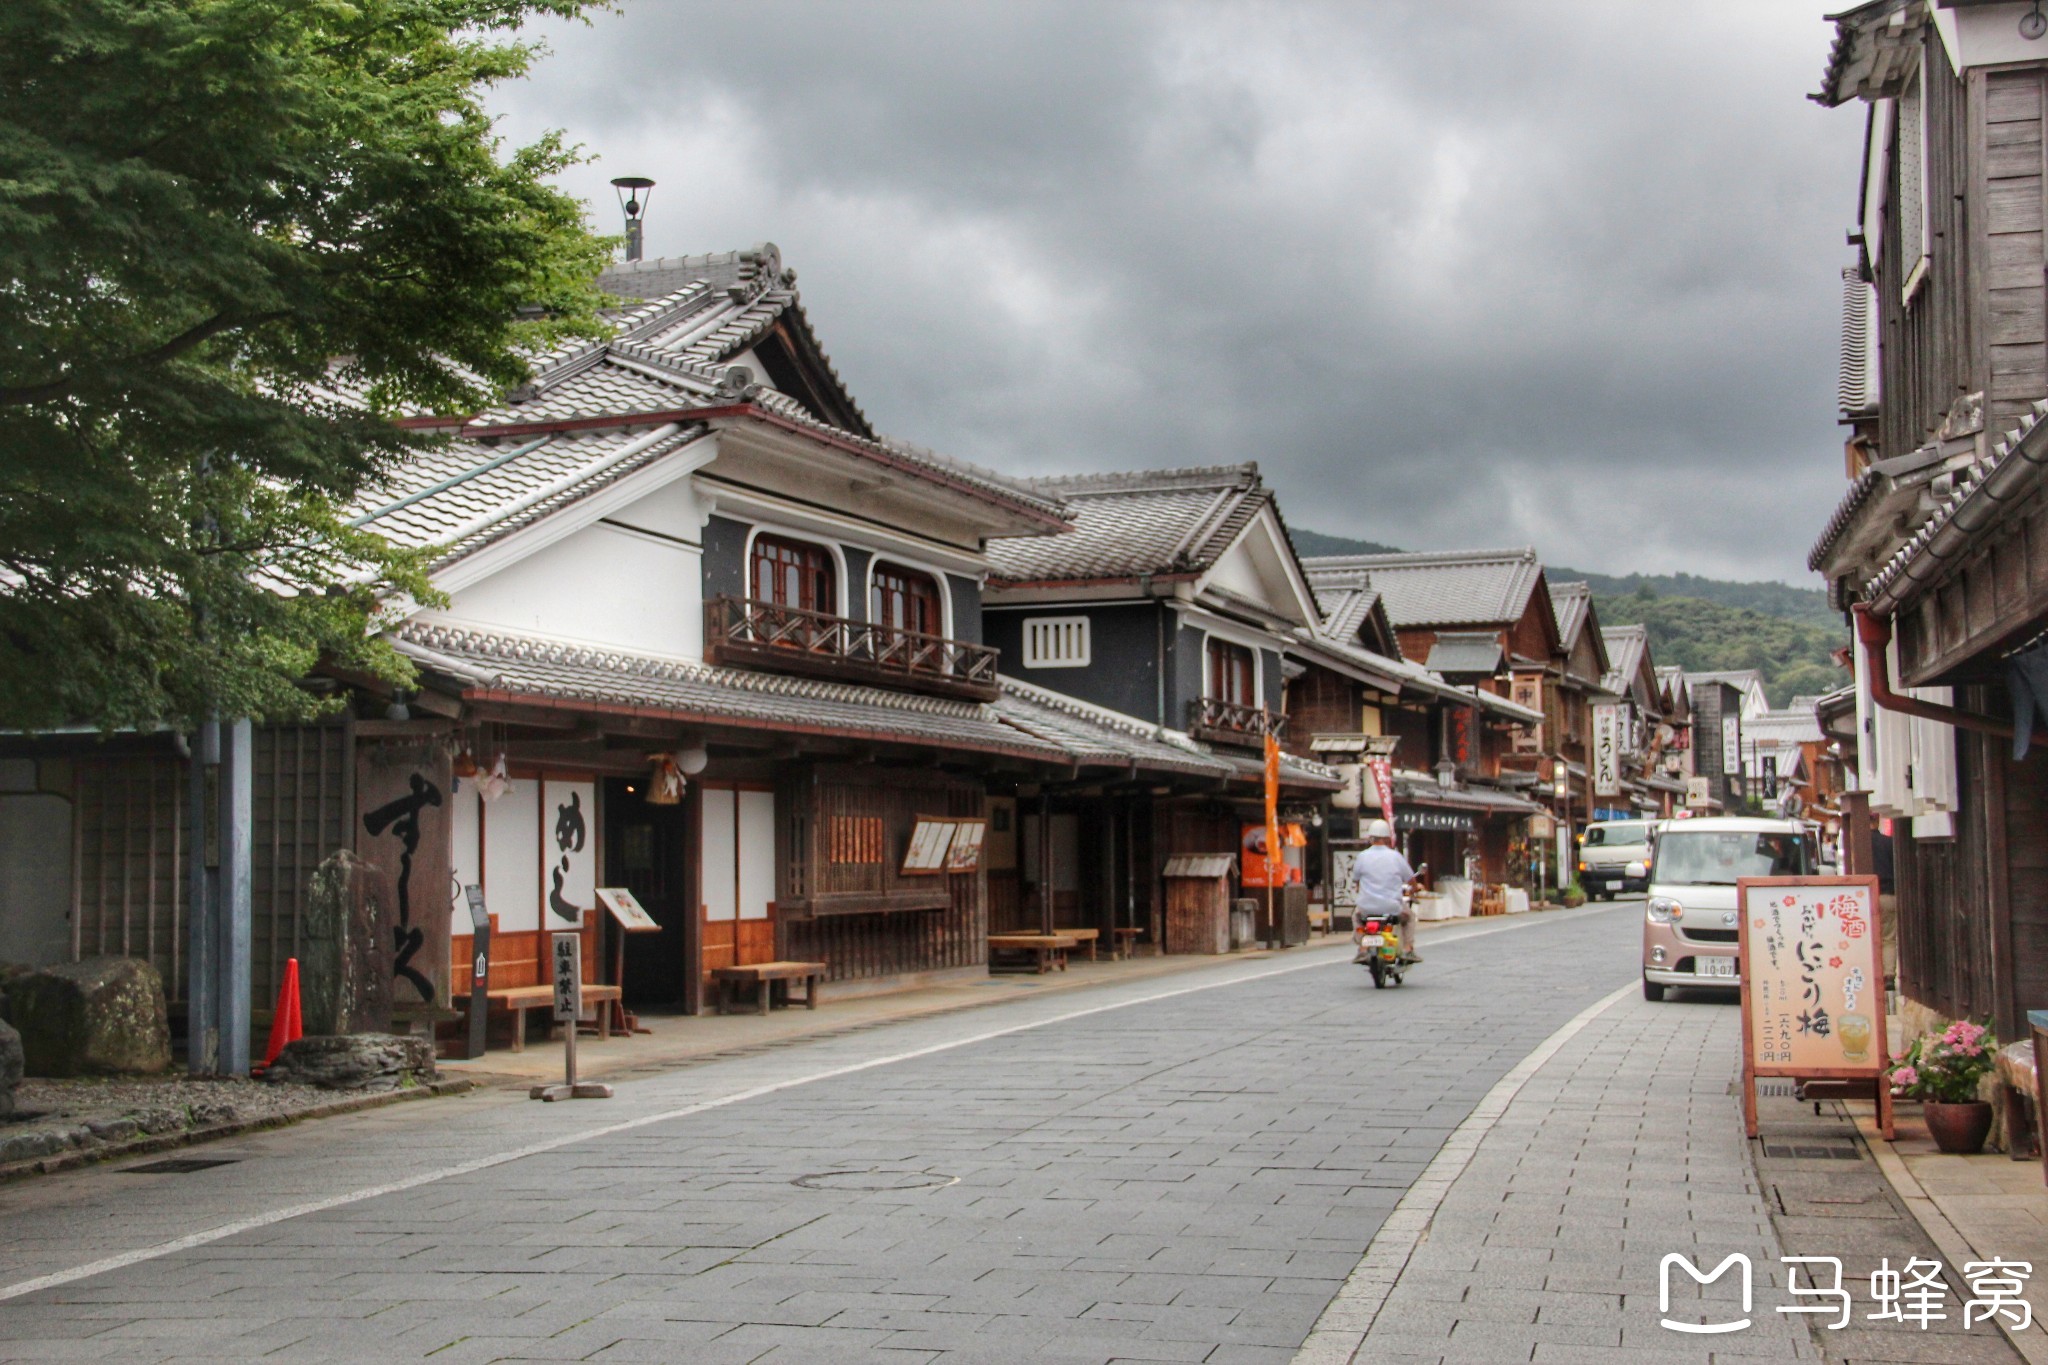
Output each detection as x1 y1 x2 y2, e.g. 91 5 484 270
1892 1065 1920 1092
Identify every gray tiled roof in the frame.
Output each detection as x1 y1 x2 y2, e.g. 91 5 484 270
1302 548 1543 628
985 465 1271 583
1315 585 1386 648
1600 623 1650 697
994 679 1231 778
1550 581 1592 648
394 622 1071 763
346 248 1069 569
350 424 712 569
1424 632 1505 677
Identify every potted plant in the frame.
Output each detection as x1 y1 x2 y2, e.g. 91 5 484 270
1889 1020 1997 1154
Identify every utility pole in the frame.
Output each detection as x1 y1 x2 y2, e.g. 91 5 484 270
187 717 252 1075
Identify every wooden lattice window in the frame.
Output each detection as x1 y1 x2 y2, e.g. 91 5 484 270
828 815 883 864
751 534 837 613
1207 638 1256 707
871 563 943 636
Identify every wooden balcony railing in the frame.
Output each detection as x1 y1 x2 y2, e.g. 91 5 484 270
1188 696 1286 748
704 595 1001 702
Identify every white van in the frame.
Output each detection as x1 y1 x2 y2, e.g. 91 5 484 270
1578 819 1655 898
1638 816 1817 1000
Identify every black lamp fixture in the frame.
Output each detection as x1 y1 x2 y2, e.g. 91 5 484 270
610 176 656 261
2025 1 2047 40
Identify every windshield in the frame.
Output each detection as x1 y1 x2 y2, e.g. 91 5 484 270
1654 830 1810 886
1583 823 1649 847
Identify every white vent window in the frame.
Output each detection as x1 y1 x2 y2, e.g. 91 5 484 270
1022 616 1090 668
1898 67 1928 303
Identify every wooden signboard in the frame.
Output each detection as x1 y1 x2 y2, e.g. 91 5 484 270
900 816 958 876
944 818 987 873
595 887 662 933
1738 875 1891 1139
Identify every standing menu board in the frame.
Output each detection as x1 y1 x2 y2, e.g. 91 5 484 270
1737 875 1891 1139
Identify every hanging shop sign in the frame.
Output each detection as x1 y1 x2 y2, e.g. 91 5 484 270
1737 876 1891 1140
1721 716 1741 776
899 816 958 876
1367 757 1395 826
1394 808 1475 833
1591 704 1621 798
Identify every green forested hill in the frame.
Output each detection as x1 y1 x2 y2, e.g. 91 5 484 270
1545 568 1835 631
1288 528 1847 705
1593 590 1844 707
1288 528 1404 558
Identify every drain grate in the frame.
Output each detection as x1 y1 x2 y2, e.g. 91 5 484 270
124 1157 240 1174
1761 1143 1862 1161
793 1169 957 1192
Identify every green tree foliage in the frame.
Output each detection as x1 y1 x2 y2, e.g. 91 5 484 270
1594 590 1846 707
0 0 615 731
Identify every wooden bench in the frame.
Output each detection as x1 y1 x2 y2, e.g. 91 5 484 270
455 983 623 1052
1052 927 1102 962
1999 1036 2041 1164
711 961 827 1016
988 933 1076 974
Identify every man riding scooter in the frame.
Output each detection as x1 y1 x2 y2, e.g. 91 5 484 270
1351 820 1422 965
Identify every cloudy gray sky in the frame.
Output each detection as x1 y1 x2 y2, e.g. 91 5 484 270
487 1 1862 585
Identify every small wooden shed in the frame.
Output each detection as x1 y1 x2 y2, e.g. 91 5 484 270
1162 854 1235 955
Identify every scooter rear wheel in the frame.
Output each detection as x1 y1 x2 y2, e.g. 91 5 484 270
1369 959 1386 989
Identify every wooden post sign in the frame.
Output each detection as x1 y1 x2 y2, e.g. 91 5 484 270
529 930 612 1102
1737 876 1891 1139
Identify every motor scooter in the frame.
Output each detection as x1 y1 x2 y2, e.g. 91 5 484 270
1353 862 1425 990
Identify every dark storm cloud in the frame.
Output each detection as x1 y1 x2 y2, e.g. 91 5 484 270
488 1 1862 582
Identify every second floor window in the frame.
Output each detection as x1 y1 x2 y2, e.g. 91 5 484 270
1207 638 1256 708
871 562 943 637
752 534 836 614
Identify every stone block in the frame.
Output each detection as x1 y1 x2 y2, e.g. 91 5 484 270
8 956 171 1076
262 1032 434 1091
301 850 391 1036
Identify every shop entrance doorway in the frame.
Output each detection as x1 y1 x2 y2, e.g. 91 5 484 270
700 783 778 975
603 778 690 1006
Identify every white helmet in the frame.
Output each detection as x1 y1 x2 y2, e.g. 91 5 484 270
1365 819 1394 841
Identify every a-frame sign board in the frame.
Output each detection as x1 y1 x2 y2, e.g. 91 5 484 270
1738 875 1893 1140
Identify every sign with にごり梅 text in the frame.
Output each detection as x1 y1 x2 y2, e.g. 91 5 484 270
1737 876 1890 1139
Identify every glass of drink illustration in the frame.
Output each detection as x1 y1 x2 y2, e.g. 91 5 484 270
1838 1013 1873 1064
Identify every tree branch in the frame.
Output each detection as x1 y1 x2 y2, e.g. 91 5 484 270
0 311 288 405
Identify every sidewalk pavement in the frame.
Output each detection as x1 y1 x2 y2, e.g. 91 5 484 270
1850 1104 2048 1364
1303 989 1815 1363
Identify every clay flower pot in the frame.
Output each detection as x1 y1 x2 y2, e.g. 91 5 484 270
1923 1100 1994 1155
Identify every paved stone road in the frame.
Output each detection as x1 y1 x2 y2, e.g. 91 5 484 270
1328 988 1816 1364
0 906 1641 1364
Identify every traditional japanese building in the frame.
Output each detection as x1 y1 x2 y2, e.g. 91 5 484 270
1599 623 1685 818
979 465 1342 942
1301 547 1593 889
1807 0 2048 1040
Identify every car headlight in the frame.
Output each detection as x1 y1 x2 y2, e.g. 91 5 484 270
1647 896 1682 924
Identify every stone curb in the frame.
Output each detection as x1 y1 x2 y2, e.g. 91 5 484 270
1293 977 1638 1364
0 1076 473 1186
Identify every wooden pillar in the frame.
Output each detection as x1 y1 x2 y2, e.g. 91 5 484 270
1038 797 1054 936
681 778 703 1017
1840 791 1873 876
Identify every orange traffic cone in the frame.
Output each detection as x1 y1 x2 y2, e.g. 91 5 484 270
256 957 303 1075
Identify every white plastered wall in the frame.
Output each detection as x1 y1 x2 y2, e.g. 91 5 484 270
425 475 706 660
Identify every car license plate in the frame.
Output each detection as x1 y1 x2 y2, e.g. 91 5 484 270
1697 956 1736 979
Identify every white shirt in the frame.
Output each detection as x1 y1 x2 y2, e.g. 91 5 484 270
1351 844 1416 915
